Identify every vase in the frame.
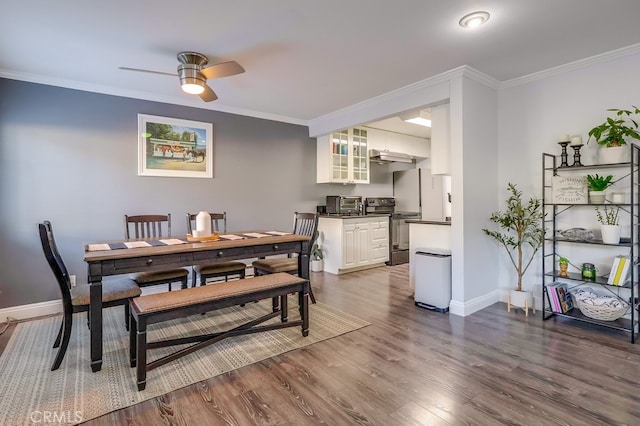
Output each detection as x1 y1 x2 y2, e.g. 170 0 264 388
508 289 534 317
600 224 621 244
310 259 324 272
599 145 629 164
589 190 606 204
558 262 569 277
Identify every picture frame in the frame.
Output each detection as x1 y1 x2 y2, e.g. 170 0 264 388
551 175 588 204
138 114 213 178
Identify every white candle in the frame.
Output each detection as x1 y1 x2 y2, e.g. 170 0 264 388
558 133 570 142
571 135 583 146
195 211 212 236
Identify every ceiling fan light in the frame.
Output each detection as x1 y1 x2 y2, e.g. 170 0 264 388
181 81 205 94
459 11 490 28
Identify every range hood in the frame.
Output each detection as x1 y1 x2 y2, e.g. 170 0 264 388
369 149 415 164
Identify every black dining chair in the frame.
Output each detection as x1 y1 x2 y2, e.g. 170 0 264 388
186 212 247 287
39 221 141 371
252 212 318 303
124 214 189 291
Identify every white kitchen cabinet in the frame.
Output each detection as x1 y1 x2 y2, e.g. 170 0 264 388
317 128 369 184
318 216 389 274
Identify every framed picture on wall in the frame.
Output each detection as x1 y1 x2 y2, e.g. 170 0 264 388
138 114 213 178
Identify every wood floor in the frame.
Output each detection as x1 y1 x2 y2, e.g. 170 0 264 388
5 264 640 425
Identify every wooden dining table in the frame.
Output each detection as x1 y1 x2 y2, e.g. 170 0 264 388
83 231 311 372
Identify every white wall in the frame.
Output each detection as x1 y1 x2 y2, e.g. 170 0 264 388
448 75 500 315
497 50 640 297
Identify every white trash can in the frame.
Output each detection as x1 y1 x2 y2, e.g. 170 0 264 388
414 248 451 313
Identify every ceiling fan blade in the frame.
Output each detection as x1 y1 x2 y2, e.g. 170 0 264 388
201 61 245 80
118 66 177 77
199 84 218 102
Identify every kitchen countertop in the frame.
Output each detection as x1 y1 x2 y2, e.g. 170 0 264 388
319 214 390 219
406 219 451 226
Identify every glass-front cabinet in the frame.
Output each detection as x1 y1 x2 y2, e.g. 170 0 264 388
317 128 369 184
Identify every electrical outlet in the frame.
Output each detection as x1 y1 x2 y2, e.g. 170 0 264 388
70 275 77 287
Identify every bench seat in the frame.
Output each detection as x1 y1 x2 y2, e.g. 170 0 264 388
129 272 309 390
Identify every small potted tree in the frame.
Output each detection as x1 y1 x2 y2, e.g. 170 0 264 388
586 174 613 204
483 183 544 315
310 231 324 272
596 205 621 244
588 106 640 164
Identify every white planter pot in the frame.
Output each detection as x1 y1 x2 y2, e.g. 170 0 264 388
508 289 534 316
310 259 324 272
589 190 606 204
598 145 629 164
600 224 621 244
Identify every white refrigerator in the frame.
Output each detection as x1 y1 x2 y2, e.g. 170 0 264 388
393 168 447 220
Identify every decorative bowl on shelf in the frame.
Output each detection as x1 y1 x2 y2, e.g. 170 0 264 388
571 288 628 321
560 228 594 241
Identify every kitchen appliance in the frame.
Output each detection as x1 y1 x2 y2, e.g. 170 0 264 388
325 196 362 215
390 170 424 265
364 197 395 214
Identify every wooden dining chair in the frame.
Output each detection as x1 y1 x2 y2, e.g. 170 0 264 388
186 212 247 287
124 214 189 291
39 221 141 371
252 212 318 303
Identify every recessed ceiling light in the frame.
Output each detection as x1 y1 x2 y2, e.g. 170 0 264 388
459 11 490 29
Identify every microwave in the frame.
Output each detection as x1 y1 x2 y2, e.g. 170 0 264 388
326 196 362 215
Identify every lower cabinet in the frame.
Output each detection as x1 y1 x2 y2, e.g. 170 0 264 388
318 216 389 274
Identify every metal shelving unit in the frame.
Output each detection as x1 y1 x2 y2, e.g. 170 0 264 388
541 145 640 343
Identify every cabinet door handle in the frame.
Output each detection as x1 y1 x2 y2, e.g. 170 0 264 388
217 251 224 257
146 259 153 265
273 245 279 250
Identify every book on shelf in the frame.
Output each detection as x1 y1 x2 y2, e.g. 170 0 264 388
607 255 631 286
547 282 573 313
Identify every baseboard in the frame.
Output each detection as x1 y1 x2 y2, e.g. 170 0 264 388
0 283 176 322
0 300 62 321
449 290 500 317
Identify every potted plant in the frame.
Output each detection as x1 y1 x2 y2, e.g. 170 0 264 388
596 205 621 244
558 256 570 277
586 173 613 204
483 183 544 314
310 231 324 272
588 106 640 164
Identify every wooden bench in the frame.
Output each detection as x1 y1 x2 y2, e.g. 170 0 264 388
129 272 309 391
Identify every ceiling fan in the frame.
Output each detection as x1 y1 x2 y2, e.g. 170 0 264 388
119 51 245 102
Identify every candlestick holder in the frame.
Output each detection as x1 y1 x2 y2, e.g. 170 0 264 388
557 141 570 167
571 144 584 167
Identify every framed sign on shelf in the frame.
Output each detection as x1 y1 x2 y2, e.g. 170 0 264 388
551 175 588 204
138 114 213 178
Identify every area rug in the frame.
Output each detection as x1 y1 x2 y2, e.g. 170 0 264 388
0 300 369 425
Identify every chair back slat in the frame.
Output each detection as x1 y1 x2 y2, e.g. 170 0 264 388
124 214 171 239
186 212 227 234
38 221 73 307
292 212 319 256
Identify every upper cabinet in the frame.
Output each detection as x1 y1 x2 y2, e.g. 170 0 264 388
430 103 451 175
317 128 369 184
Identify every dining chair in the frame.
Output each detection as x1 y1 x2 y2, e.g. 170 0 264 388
38 221 141 371
252 212 318 303
124 214 189 291
186 212 247 287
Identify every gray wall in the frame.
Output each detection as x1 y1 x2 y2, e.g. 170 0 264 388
0 78 393 308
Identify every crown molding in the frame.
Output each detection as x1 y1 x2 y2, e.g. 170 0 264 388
500 42 640 89
0 69 307 126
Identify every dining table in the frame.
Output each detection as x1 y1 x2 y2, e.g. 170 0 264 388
83 231 311 372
